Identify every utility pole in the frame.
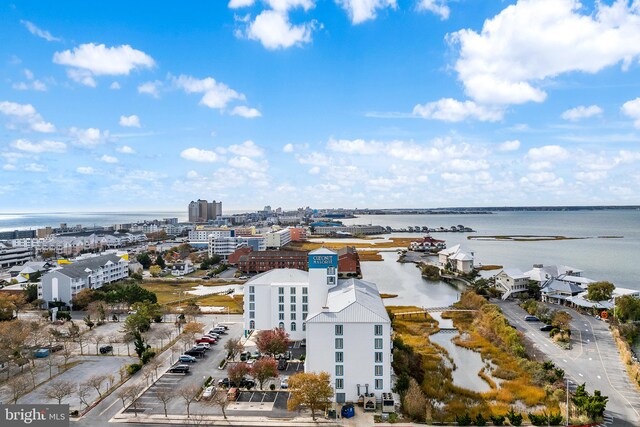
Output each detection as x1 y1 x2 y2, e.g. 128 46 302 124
566 378 570 426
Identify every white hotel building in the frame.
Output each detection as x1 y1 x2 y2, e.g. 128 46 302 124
244 248 392 403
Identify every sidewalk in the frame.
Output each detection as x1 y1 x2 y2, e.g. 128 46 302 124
112 413 340 425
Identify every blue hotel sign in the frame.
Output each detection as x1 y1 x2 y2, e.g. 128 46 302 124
309 254 338 269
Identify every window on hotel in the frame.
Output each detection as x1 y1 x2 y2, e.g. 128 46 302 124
335 324 343 335
278 287 284 295
375 379 383 390
328 266 335 275
279 304 284 312
249 303 255 311
375 338 383 349
336 365 343 376
249 286 255 293
335 352 343 362
249 294 255 302
335 338 343 349
375 352 383 363
249 311 254 319
279 313 284 320
290 287 296 294
302 304 308 313
327 276 335 285
374 325 383 336
302 322 306 331
291 322 296 331
290 296 296 303
290 304 296 312
278 296 284 303
302 287 308 295
290 313 296 320
302 295 308 303
278 322 284 329
336 378 344 389
375 365 383 376
249 320 255 329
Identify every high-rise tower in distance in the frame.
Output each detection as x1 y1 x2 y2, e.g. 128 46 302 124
188 199 222 223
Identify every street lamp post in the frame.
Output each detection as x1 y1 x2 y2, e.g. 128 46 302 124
566 379 571 426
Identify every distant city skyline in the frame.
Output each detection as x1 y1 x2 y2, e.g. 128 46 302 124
2 1 640 211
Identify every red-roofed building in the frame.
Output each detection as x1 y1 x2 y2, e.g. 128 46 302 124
228 246 253 265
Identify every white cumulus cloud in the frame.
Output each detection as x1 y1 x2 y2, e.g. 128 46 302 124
621 97 640 128
117 145 136 154
69 127 109 147
119 114 141 128
0 101 56 133
413 98 503 122
25 163 47 173
527 145 569 162
229 0 256 7
231 105 262 118
99 154 118 164
283 143 294 153
77 166 95 175
449 0 640 105
12 139 66 153
138 80 162 98
246 10 315 49
336 0 397 25
416 0 450 20
180 147 220 163
110 82 121 90
499 140 520 152
173 74 245 109
53 43 155 85
561 105 603 121
327 138 383 154
228 140 265 157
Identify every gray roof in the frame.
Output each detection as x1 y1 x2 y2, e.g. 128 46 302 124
55 254 125 279
306 278 390 324
501 269 528 280
541 279 584 295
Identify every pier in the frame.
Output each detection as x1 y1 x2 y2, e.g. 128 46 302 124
388 224 476 233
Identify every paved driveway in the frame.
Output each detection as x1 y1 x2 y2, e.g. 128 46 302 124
497 300 640 427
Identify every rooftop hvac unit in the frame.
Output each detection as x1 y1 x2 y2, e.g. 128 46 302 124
381 393 395 414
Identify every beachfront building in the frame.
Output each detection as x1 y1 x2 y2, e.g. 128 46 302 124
265 228 291 249
40 254 129 306
540 279 584 305
311 224 386 236
437 244 475 274
208 235 266 260
244 248 392 403
524 264 583 286
0 242 32 269
495 269 530 300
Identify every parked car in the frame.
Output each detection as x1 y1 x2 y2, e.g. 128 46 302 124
227 387 239 401
278 358 287 370
194 343 210 351
215 324 230 330
168 364 190 374
48 344 64 353
202 276 210 280
202 386 214 398
218 377 234 388
179 355 197 363
212 327 227 335
524 315 540 322
240 351 250 361
251 351 261 359
99 345 113 354
239 276 249 280
196 337 217 344
185 349 205 358
540 324 554 332
33 348 49 358
205 333 220 339
218 377 255 389
280 377 289 389
300 339 306 347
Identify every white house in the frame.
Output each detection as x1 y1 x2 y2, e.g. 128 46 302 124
437 244 475 274
495 269 530 300
524 264 583 285
172 260 195 276
243 248 392 403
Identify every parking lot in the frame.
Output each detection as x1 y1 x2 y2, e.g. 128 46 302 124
226 390 291 417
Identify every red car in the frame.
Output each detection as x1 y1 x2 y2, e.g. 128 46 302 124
196 337 217 344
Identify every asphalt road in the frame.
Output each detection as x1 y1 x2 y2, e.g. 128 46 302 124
497 300 640 427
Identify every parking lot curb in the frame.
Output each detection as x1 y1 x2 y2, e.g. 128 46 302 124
111 413 340 425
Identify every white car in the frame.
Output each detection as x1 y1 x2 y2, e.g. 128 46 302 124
280 377 289 389
202 386 214 398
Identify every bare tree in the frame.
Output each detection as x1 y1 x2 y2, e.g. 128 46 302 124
209 388 229 420
6 376 29 403
124 383 144 416
116 386 131 410
86 374 107 398
118 366 127 383
45 350 57 379
77 384 92 409
224 338 244 360
106 374 116 392
147 358 163 380
59 342 73 371
142 365 154 386
178 384 201 418
90 334 104 355
158 328 173 348
44 380 74 404
155 387 176 417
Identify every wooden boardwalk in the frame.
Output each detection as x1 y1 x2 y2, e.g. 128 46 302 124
393 306 478 318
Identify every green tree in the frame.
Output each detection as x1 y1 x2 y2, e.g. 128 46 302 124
155 254 166 269
149 265 161 277
24 284 38 303
133 331 150 359
616 295 640 322
551 311 572 330
137 253 152 269
124 312 151 334
586 281 615 302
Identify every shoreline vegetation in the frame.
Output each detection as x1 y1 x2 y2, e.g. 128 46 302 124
468 235 623 241
388 292 573 424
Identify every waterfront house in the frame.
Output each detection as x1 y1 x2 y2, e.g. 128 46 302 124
540 279 584 305
495 269 530 300
524 264 583 286
437 244 475 274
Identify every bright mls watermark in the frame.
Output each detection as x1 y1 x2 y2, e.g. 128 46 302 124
0 405 69 427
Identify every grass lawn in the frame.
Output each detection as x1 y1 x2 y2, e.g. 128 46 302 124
288 237 417 251
141 281 198 305
193 294 243 314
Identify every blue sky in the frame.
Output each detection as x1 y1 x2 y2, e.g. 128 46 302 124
2 0 640 212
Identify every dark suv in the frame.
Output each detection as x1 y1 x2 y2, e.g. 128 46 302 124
168 364 190 374
218 377 255 389
99 345 113 354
